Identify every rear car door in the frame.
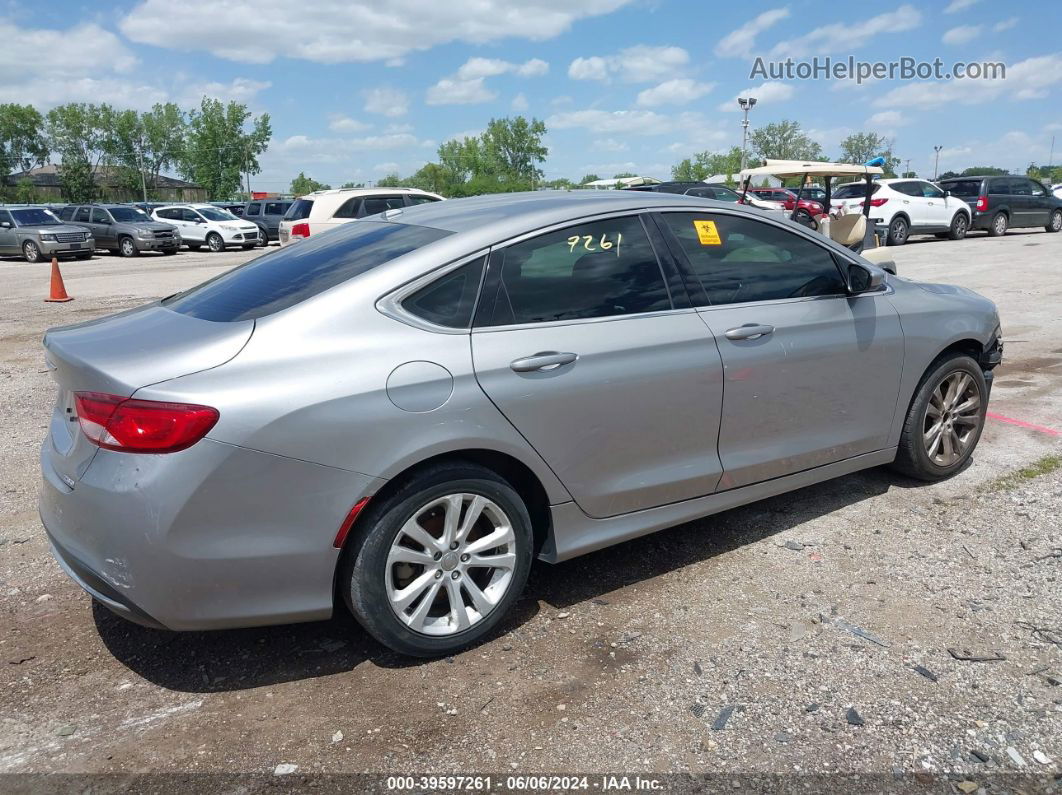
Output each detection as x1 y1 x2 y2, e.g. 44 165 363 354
471 212 725 518
655 210 904 490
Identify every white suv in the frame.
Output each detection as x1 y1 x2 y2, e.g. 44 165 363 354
278 188 444 246
829 178 972 246
152 204 262 252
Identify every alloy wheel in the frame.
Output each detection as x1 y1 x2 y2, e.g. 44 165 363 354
208 234 223 252
922 371 982 467
994 214 1007 235
890 219 907 243
1051 210 1062 232
954 216 967 238
121 238 136 257
386 493 517 636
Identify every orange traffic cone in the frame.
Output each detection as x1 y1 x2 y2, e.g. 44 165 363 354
44 257 74 303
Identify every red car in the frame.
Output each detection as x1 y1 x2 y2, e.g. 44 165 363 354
747 187 824 219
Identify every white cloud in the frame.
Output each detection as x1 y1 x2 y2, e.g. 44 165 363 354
942 25 982 45
944 0 978 13
865 110 909 128
363 87 409 117
567 45 689 83
427 77 496 105
547 109 670 135
592 138 629 152
120 0 631 64
874 52 1062 107
455 56 549 80
373 162 401 174
328 115 371 133
511 92 529 111
715 7 791 58
717 81 795 112
769 6 921 58
637 78 716 107
518 58 550 77
993 17 1019 32
277 132 425 154
178 77 271 106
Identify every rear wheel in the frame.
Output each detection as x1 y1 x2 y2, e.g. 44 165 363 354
118 236 138 257
948 212 969 240
341 463 533 657
75 253 92 260
185 243 201 251
22 240 42 263
891 353 987 481
989 212 1008 237
257 227 269 247
206 232 224 253
162 248 177 255
1046 209 1062 233
886 216 909 246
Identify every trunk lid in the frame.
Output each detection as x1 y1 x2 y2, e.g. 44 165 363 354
42 304 252 484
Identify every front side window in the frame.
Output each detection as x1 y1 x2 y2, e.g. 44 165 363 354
246 203 261 216
920 182 945 199
74 207 91 223
481 215 670 326
109 207 149 222
1027 180 1046 197
57 206 76 220
659 212 847 306
0 210 13 226
183 209 202 222
91 208 111 224
164 221 453 322
402 257 485 329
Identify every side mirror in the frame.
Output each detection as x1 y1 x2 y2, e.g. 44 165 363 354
847 263 884 294
943 190 951 197
0 221 11 229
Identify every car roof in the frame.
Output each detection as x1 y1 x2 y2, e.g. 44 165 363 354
938 175 1001 181
297 187 434 199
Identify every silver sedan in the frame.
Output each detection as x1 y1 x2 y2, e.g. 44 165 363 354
40 191 1002 656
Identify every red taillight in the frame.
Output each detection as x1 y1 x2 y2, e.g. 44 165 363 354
865 198 889 207
976 196 988 212
290 222 310 239
74 392 219 454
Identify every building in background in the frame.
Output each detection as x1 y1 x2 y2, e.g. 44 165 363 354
5 165 206 203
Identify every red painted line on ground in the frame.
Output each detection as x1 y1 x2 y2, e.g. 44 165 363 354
986 411 1061 437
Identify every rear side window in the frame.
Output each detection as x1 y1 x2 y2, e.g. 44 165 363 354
164 221 453 322
831 182 877 199
75 207 91 222
481 215 671 326
285 199 314 220
265 202 288 215
246 203 261 215
659 212 846 306
58 206 76 220
402 257 485 329
361 196 407 216
988 179 1011 196
333 197 361 219
408 195 441 205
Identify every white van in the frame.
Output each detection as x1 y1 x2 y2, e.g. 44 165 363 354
278 188 444 246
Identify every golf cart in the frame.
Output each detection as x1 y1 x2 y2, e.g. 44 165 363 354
738 159 887 258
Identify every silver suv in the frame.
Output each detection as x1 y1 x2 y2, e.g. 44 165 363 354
0 205 94 262
58 204 180 257
40 191 1002 656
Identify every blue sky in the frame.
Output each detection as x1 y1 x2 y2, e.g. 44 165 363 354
4 0 1061 190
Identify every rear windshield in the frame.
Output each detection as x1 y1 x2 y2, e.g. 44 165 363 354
163 221 452 322
284 199 314 221
941 179 983 197
832 182 879 199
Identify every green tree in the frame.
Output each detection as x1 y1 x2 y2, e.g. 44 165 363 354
837 132 900 176
542 177 574 189
749 120 824 162
102 104 187 201
0 104 49 194
180 97 271 200
1028 163 1062 184
45 103 115 202
290 171 330 195
579 173 600 185
340 181 365 189
612 171 637 179
671 147 743 183
481 116 548 186
376 173 403 187
406 162 450 195
962 165 1008 176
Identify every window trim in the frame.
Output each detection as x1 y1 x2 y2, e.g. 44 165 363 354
376 249 490 334
651 207 867 309
471 209 681 332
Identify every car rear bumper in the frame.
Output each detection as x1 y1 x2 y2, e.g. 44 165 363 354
40 436 383 631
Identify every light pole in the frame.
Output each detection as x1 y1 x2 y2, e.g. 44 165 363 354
933 145 943 180
738 96 757 174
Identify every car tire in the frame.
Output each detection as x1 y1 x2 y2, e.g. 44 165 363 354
206 233 224 253
933 232 948 239
988 212 1008 237
948 213 969 241
891 353 988 482
22 240 43 263
256 227 269 247
341 462 534 657
162 248 177 255
185 243 201 251
1046 209 1062 233
241 244 254 250
886 216 909 246
75 253 92 260
118 236 138 257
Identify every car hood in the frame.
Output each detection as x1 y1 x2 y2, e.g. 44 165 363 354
131 221 177 232
21 224 89 236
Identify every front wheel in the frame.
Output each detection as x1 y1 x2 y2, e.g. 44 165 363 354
341 463 533 657
948 213 969 240
118 236 138 257
206 233 225 253
1046 209 1062 233
22 240 43 263
257 228 269 247
891 353 988 481
886 216 909 246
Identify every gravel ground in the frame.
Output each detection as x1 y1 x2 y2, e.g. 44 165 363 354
0 231 1060 790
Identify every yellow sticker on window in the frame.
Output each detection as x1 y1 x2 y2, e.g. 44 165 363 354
693 219 722 245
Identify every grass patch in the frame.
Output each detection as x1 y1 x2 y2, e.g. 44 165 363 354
991 454 1062 491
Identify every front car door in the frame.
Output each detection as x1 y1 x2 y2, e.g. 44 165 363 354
0 210 16 254
1024 179 1051 226
89 207 114 249
655 210 905 490
471 212 725 518
891 181 932 229
918 180 951 227
182 208 207 242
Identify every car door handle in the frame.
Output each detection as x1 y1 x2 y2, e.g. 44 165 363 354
510 351 578 372
724 324 774 341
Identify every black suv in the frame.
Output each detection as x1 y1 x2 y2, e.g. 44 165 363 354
58 204 180 256
242 199 293 246
938 175 1062 236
